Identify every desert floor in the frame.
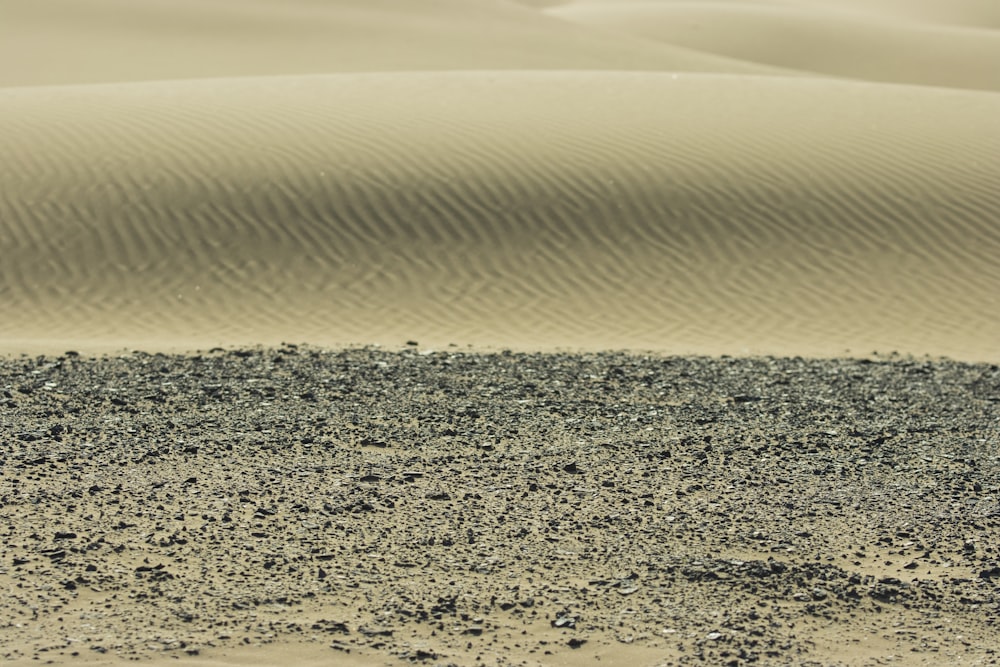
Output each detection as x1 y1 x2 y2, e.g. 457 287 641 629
3 348 999 666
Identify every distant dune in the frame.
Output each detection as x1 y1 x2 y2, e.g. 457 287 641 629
548 2 1000 91
2 0 999 360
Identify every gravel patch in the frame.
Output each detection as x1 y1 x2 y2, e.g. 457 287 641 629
1 346 999 665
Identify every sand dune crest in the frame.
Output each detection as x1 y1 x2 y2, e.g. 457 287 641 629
0 0 793 87
548 1 1000 91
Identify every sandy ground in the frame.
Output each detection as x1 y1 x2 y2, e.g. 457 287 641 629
2 348 999 667
2 1 1000 665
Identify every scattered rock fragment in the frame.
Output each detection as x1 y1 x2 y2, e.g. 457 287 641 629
1 348 998 664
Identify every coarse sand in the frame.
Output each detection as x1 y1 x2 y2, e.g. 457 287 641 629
2 348 999 666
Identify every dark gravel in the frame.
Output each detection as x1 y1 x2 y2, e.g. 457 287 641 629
1 345 999 665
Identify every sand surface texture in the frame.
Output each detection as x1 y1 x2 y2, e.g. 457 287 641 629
2 348 999 667
3 0 1000 360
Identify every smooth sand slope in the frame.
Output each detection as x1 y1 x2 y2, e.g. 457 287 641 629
548 2 1000 91
3 0 1000 359
0 0 791 87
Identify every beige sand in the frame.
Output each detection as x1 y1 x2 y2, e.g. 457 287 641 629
3 71 1000 361
3 0 1000 361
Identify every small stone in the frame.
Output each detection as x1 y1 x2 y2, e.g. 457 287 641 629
552 615 576 629
410 649 438 660
358 626 393 637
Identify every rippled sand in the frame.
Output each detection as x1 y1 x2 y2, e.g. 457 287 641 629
2 0 1000 359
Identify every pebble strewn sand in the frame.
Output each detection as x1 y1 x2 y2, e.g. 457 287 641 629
2 346 998 665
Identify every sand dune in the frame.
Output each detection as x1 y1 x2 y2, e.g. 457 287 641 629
782 0 1000 29
559 0 1000 30
2 72 1000 359
549 2 1000 91
2 0 1000 362
0 0 790 87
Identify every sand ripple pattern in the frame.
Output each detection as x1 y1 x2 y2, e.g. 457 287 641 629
2 72 1000 359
